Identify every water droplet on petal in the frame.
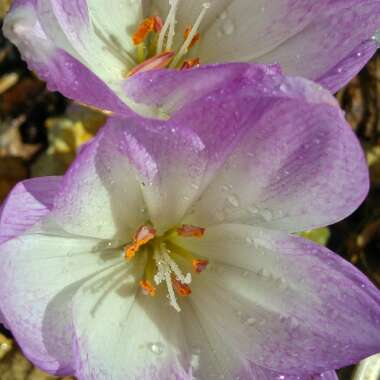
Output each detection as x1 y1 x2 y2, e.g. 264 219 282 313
227 194 239 208
260 208 273 221
221 19 234 35
219 11 227 20
149 342 164 355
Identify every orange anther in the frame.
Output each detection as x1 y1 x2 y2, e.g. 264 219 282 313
152 16 164 32
172 276 192 296
125 51 174 78
132 16 163 45
124 225 156 260
184 26 201 48
180 58 200 70
192 259 209 273
177 224 205 238
140 280 156 296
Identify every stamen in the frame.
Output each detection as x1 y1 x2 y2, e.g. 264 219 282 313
192 259 209 273
152 246 192 312
162 247 192 284
170 2 210 68
132 16 163 45
180 58 200 70
124 225 156 260
157 0 180 54
165 268 181 311
177 224 205 238
125 51 174 78
140 280 156 296
172 275 192 296
153 250 167 285
166 0 179 51
167 242 209 274
184 26 200 49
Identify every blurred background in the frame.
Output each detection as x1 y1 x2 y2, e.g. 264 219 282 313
0 1 379 379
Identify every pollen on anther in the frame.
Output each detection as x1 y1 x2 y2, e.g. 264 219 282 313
181 58 200 70
172 276 192 296
132 16 163 45
184 26 201 49
124 225 156 260
140 280 156 296
192 259 209 273
177 224 205 238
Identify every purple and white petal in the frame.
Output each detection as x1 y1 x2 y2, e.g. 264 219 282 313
174 224 380 376
50 125 147 240
255 0 380 92
0 176 60 244
198 0 380 92
185 77 368 232
124 62 262 118
0 230 121 375
72 263 191 380
3 0 133 116
241 365 338 380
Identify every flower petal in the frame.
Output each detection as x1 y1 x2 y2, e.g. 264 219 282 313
175 224 380 376
185 77 369 232
0 176 60 244
198 1 326 62
107 65 281 231
255 1 380 92
123 62 260 118
3 0 134 115
241 365 338 380
198 0 380 92
0 230 120 375
71 262 191 380
50 125 146 240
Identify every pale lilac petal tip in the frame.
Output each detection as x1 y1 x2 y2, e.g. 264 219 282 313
254 0 380 92
3 0 132 116
181 224 380 376
0 177 60 244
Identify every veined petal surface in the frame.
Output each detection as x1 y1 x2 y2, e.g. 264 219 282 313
0 176 60 244
174 224 380 377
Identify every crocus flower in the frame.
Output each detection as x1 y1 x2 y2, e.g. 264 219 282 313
3 0 380 117
0 64 378 380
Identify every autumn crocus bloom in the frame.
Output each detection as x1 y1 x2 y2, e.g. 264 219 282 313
0 65 378 380
4 0 380 117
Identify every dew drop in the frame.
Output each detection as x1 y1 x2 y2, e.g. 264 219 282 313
149 342 164 355
248 205 259 214
245 317 256 326
219 11 227 20
191 353 200 370
221 19 235 36
260 208 273 222
221 184 232 192
227 194 239 207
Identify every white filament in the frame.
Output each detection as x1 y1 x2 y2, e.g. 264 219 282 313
153 246 192 312
156 0 180 54
162 250 192 284
170 2 210 67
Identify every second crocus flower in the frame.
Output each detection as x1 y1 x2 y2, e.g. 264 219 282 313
3 0 380 117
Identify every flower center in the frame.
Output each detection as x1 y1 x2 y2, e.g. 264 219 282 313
124 224 208 312
125 1 211 77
